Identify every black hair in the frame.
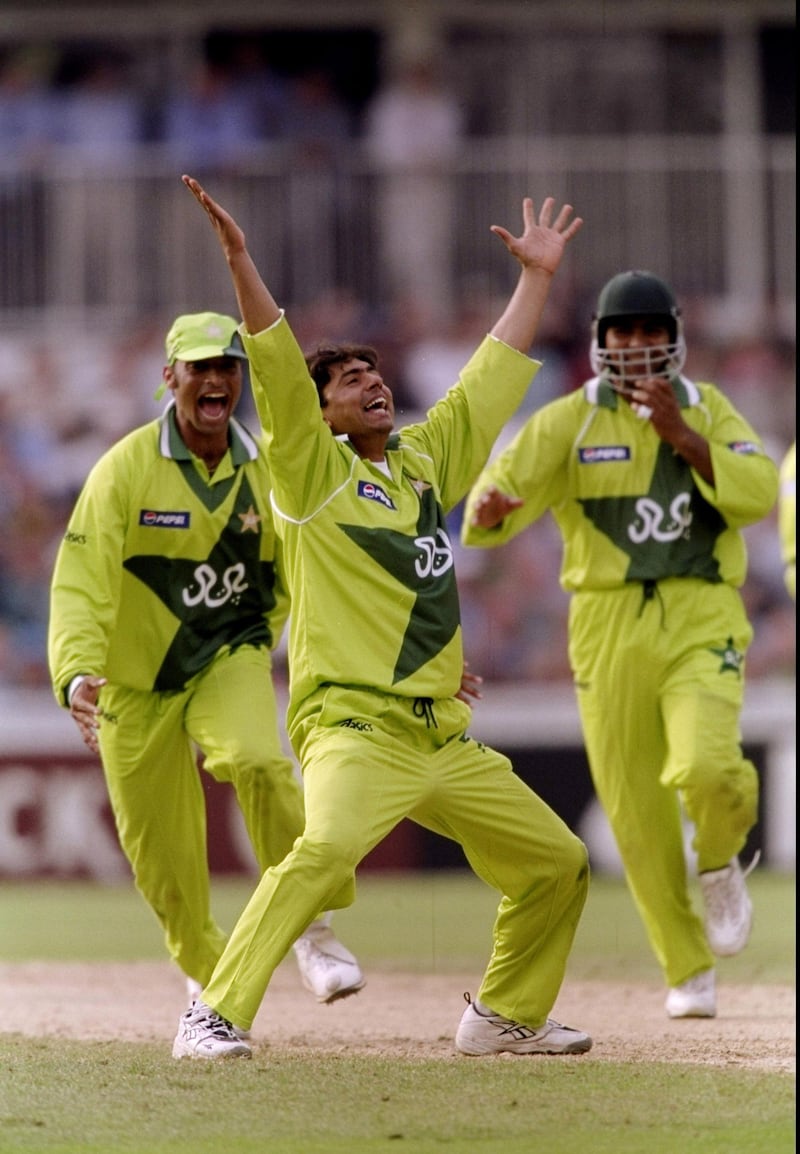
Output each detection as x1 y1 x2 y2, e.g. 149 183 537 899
304 342 380 407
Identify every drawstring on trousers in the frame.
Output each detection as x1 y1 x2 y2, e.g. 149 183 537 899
636 579 667 629
413 697 438 728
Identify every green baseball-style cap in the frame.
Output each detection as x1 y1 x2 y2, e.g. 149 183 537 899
155 311 247 399
165 311 248 364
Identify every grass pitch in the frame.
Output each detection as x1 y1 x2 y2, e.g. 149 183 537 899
0 871 795 1154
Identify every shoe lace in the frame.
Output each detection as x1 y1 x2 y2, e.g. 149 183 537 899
463 992 554 1041
297 939 341 971
679 971 713 994
703 850 761 916
188 1003 240 1040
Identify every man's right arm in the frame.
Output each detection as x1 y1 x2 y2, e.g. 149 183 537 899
48 458 122 708
182 176 282 338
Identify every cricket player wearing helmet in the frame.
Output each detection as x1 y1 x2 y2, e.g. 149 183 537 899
463 270 779 1019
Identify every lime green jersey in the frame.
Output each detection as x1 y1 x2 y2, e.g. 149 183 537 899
462 374 779 590
778 441 796 600
242 315 538 721
48 405 287 704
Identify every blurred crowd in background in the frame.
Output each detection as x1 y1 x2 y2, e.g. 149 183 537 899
0 282 794 693
0 17 795 692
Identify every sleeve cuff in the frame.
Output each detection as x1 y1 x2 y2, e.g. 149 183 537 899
67 675 88 707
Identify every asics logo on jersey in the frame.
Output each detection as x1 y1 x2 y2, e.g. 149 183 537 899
414 529 454 578
728 441 760 455
140 510 191 529
339 719 373 732
182 562 249 608
628 493 692 544
357 481 396 510
579 446 631 463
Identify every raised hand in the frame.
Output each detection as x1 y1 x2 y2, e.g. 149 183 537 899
182 175 246 260
491 197 583 275
489 197 584 352
181 174 281 334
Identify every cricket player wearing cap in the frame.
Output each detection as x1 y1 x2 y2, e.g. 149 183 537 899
48 311 364 1016
463 270 779 1020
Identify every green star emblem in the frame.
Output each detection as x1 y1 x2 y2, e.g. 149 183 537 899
709 636 744 676
339 483 460 685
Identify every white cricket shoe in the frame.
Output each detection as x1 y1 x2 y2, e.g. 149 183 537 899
699 852 759 957
665 969 717 1018
455 994 592 1056
172 1000 252 1060
293 922 365 1004
186 976 250 1039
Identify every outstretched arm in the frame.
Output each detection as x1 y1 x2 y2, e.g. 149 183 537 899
182 175 280 334
490 197 582 353
468 485 525 529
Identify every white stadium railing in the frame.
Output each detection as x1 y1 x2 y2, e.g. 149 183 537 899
0 136 795 331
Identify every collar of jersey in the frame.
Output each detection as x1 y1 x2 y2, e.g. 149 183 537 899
336 432 403 455
584 374 701 410
158 402 260 465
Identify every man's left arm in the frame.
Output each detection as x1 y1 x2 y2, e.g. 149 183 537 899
409 336 541 510
690 387 779 526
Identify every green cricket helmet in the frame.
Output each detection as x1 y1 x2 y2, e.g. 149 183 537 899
590 270 686 383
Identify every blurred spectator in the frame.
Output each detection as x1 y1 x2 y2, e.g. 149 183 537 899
0 48 53 309
281 67 354 302
220 38 290 140
161 57 263 174
283 66 353 150
402 287 498 413
52 47 144 166
684 326 796 448
45 47 145 305
363 54 464 322
715 336 796 444
0 47 54 170
0 371 70 688
0 484 61 687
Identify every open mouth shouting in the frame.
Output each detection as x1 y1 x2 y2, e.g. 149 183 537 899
197 391 230 421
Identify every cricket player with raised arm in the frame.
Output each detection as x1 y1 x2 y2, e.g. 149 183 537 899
172 174 592 1060
462 270 779 1019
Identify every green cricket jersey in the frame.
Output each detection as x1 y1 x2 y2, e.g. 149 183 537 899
462 374 779 589
48 405 287 704
242 315 539 717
